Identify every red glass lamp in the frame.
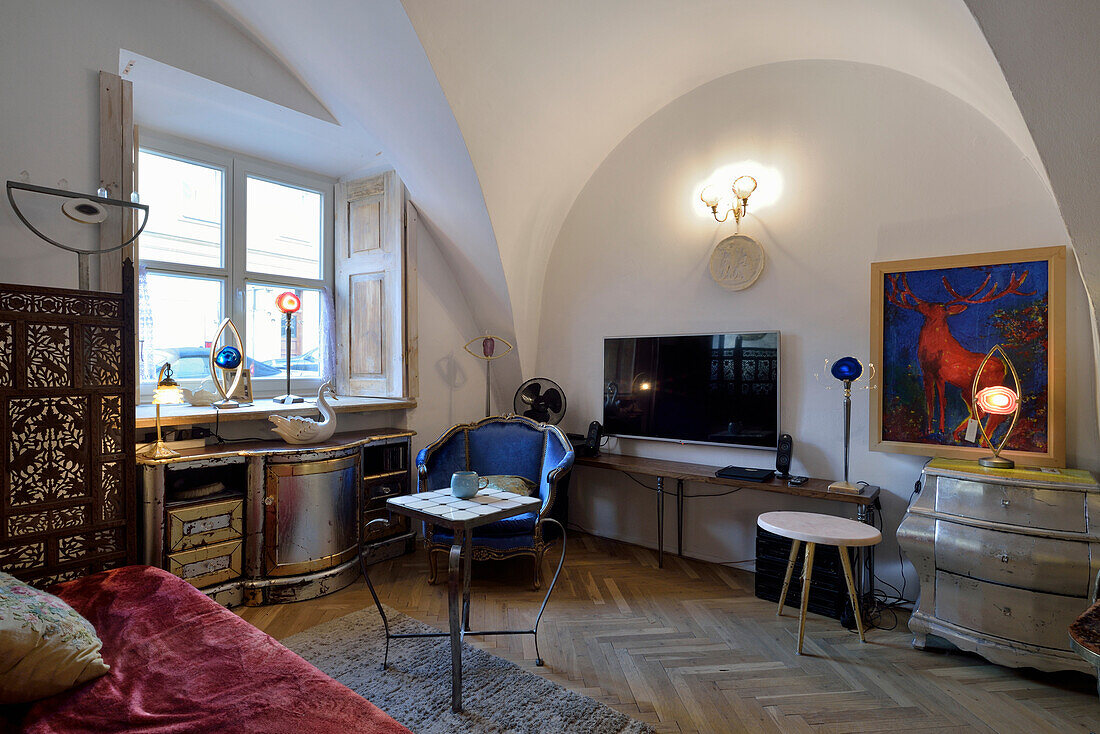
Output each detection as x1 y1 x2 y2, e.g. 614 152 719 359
971 345 1022 469
273 291 304 404
276 291 301 314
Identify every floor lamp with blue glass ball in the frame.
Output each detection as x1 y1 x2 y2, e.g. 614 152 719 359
826 356 873 495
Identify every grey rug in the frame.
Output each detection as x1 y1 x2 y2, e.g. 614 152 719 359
283 605 654 734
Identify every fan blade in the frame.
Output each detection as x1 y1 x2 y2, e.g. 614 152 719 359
542 388 563 413
524 407 550 422
519 382 542 406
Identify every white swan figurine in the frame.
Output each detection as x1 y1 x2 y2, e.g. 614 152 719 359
269 381 339 444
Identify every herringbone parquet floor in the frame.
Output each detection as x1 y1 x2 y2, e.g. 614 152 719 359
237 534 1100 733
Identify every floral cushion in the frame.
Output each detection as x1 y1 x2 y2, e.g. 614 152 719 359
482 474 537 496
0 571 109 703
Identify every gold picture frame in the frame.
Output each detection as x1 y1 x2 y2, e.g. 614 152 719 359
870 246 1066 467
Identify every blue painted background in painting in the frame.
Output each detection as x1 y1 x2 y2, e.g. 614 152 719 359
881 259 1048 450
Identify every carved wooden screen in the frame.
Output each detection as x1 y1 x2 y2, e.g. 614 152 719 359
0 262 137 587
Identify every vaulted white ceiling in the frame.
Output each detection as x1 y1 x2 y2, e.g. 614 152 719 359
211 0 1046 376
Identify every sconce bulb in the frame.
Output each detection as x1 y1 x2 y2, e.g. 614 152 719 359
97 187 109 199
700 185 722 208
130 191 140 204
732 175 757 200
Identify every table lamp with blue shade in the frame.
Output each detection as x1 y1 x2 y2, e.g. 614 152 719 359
824 356 874 495
209 317 246 409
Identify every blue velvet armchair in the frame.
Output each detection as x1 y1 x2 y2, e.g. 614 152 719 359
416 415 574 589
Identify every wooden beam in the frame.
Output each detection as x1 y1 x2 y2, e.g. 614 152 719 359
98 70 136 294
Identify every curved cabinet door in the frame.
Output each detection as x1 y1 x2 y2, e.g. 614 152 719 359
264 454 359 576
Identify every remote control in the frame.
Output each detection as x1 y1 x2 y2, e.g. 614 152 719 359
787 476 808 486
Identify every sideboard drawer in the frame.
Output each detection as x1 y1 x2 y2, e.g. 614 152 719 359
168 498 243 553
167 539 242 589
935 477 1086 532
935 571 1081 651
364 474 408 502
934 520 1089 596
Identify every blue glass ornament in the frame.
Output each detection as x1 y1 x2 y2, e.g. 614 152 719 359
214 346 242 370
830 356 863 382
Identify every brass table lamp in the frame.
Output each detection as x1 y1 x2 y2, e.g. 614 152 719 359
138 362 184 459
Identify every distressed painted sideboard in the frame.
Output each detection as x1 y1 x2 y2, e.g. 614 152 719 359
897 459 1100 673
137 428 414 607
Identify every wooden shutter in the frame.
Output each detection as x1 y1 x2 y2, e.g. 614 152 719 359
334 171 412 397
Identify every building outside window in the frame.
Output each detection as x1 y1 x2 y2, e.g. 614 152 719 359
136 135 334 399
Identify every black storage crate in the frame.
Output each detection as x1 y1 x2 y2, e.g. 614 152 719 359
754 526 853 621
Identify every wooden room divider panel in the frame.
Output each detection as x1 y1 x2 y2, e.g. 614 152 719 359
0 261 137 587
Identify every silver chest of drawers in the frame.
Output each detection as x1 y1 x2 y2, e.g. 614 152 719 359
897 459 1100 672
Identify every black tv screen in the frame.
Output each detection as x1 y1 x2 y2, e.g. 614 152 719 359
603 332 780 449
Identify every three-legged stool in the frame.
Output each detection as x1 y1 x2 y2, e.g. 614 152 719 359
757 511 882 654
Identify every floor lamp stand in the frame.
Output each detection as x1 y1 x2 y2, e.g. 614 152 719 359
273 311 303 404
828 382 861 494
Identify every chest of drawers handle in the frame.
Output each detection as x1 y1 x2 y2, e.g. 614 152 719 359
999 553 1009 563
1001 498 1010 507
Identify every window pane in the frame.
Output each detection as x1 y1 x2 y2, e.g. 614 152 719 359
140 273 224 381
246 178 322 279
245 284 323 378
138 151 224 268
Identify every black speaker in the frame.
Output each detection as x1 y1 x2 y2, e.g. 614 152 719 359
776 433 793 478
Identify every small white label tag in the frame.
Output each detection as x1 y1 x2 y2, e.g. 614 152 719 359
964 419 979 443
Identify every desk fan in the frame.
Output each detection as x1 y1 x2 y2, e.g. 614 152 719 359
513 378 567 425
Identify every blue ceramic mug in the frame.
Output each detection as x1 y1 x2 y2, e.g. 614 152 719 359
451 471 489 499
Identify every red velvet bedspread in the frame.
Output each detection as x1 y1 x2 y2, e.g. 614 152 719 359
6 566 410 734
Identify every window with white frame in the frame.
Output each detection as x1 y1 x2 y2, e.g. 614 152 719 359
137 136 334 400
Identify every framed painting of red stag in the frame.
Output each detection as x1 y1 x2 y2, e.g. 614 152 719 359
870 247 1065 467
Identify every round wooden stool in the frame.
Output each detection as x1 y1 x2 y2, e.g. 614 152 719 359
757 511 882 654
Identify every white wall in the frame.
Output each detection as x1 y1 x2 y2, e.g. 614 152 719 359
965 0 1100 451
0 0 337 289
538 61 1099 590
0 0 486 457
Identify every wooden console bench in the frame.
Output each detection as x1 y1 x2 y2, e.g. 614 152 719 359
575 453 880 568
137 428 415 607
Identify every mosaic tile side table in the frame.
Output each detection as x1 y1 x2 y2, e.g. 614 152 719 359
359 486 567 713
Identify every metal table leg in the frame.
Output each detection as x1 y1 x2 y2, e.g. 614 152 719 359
676 478 684 557
359 518 451 674
462 518 568 667
656 476 664 568
361 518 568 713
447 530 464 712
462 528 473 632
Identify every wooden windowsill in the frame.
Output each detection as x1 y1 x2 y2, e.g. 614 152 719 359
136 396 416 429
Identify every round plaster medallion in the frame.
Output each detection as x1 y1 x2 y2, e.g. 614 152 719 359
709 234 765 291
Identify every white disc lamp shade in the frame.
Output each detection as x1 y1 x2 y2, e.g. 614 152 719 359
60 198 109 224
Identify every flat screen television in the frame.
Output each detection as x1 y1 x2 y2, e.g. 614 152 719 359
603 331 780 449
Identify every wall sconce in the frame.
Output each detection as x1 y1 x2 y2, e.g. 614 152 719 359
700 175 757 228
